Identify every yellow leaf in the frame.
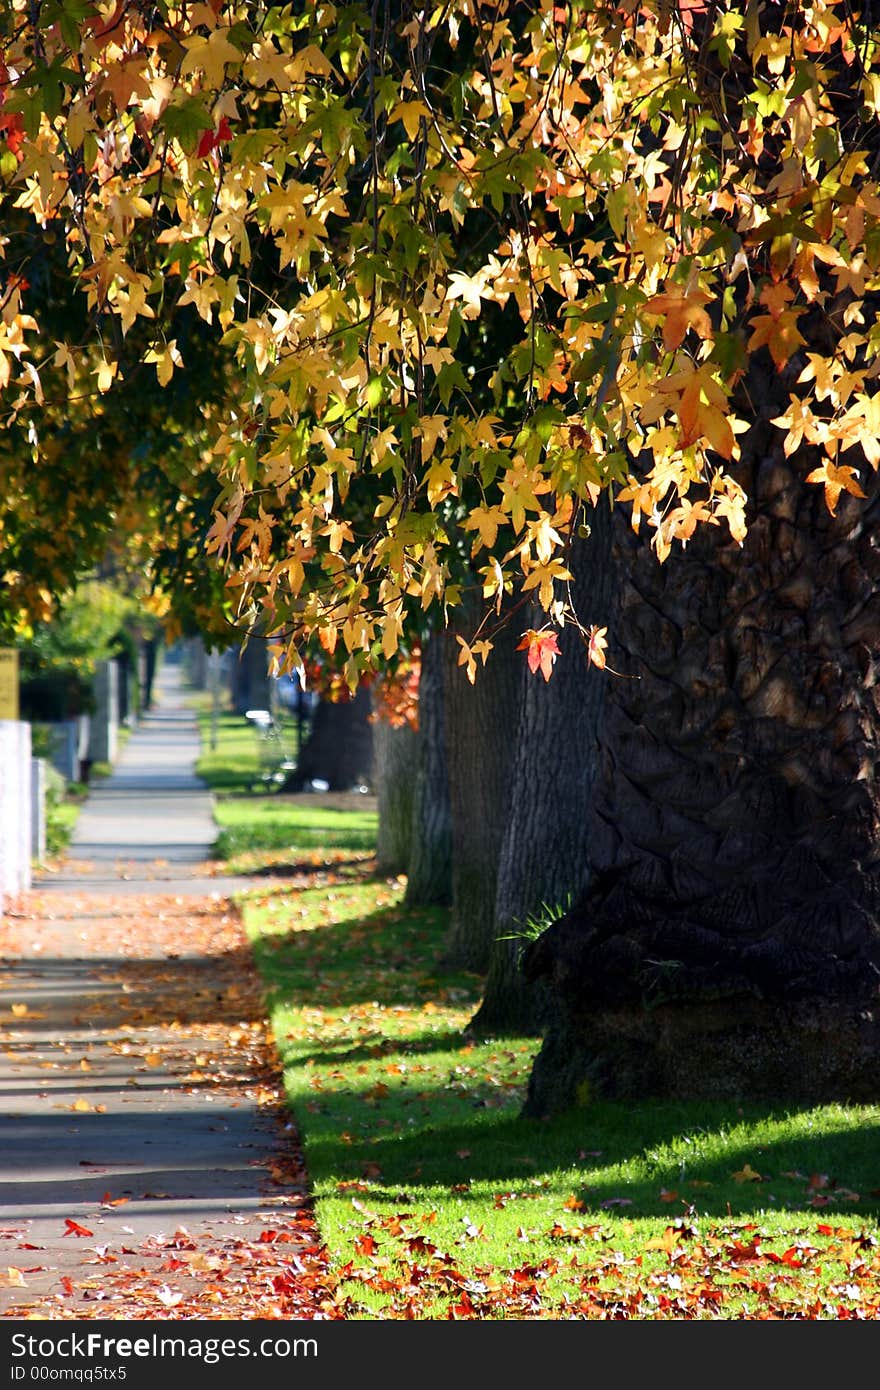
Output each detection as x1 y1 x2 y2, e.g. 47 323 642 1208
416 414 449 462
456 636 492 684
424 457 457 505
94 360 117 394
521 559 572 611
731 1163 763 1183
389 100 430 141
464 505 507 551
179 29 243 86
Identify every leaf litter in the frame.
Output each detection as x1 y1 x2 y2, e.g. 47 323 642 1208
0 886 339 1320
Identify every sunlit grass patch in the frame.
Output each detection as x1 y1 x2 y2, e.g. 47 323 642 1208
195 708 377 870
214 800 378 863
244 874 880 1319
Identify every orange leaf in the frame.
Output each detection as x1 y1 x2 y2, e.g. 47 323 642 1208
516 627 560 681
805 461 866 515
587 625 607 670
642 288 713 351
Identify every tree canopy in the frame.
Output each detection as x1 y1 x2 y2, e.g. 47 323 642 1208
2 0 879 673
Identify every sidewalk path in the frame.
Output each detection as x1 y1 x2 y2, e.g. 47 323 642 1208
43 663 252 895
0 664 332 1319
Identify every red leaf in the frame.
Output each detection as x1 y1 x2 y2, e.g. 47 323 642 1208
516 627 560 681
217 117 232 142
197 128 219 158
62 1219 94 1237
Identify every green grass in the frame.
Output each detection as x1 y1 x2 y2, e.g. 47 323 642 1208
243 872 880 1319
195 710 281 794
213 800 378 863
195 708 377 871
43 796 81 859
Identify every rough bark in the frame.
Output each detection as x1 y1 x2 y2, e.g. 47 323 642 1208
443 596 521 972
282 684 374 792
524 355 880 1110
405 632 452 906
374 715 420 874
471 509 616 1035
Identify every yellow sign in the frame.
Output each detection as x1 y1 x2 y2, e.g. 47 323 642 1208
0 648 19 719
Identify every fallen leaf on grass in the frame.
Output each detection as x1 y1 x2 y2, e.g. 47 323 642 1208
731 1164 763 1183
645 1227 680 1256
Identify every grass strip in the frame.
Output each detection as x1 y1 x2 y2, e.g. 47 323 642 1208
244 869 880 1319
195 709 377 872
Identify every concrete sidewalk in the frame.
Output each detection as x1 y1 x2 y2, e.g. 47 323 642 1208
0 663 323 1317
40 662 257 896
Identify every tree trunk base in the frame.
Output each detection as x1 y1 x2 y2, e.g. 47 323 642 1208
524 995 880 1115
467 945 551 1037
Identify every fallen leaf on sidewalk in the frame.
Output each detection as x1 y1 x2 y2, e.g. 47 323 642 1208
56 1098 107 1113
63 1219 94 1238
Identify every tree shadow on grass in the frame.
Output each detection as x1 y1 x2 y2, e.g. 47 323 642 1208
299 1094 880 1222
253 902 480 1012
248 889 880 1223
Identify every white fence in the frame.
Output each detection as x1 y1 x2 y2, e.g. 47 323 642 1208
0 720 32 911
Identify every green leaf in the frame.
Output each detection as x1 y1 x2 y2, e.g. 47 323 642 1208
162 97 214 150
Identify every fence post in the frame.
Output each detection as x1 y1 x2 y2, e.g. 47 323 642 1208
31 755 46 864
0 719 32 904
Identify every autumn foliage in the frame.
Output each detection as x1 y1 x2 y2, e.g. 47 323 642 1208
1 2 880 675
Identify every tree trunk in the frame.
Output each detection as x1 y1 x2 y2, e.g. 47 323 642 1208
524 357 880 1111
283 684 374 792
405 632 452 906
471 508 616 1035
231 635 271 715
443 595 521 972
374 715 419 874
